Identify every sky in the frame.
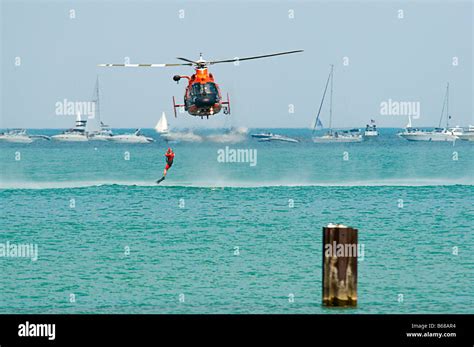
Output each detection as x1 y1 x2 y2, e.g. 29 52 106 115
1 0 472 129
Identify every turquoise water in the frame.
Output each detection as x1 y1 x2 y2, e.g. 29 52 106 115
0 128 473 313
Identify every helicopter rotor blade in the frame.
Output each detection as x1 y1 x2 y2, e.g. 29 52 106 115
98 63 192 67
176 57 200 64
209 50 303 65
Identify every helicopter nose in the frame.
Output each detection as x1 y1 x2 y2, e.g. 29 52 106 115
195 96 216 107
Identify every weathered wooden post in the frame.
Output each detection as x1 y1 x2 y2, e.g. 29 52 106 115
322 223 358 307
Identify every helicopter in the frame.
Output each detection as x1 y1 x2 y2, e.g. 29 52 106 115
99 50 303 119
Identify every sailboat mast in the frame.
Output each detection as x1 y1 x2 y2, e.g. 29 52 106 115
312 66 332 134
446 82 449 128
95 76 101 123
438 82 449 128
329 64 334 131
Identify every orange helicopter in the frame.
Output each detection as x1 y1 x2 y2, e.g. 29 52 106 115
99 50 303 119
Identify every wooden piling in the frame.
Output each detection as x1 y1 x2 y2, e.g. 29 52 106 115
322 224 358 307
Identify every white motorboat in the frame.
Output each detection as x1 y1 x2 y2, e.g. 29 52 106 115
399 83 458 142
251 132 274 139
399 127 458 142
313 131 363 143
88 125 113 141
109 129 154 143
52 113 89 141
0 129 34 143
51 131 89 142
364 121 378 137
258 134 299 143
457 125 474 141
448 126 464 137
312 65 363 143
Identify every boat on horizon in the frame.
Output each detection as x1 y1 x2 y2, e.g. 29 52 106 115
457 125 474 141
364 120 378 137
399 83 459 142
109 129 154 143
313 130 363 143
87 76 114 141
251 132 274 139
88 122 113 140
155 112 169 134
51 113 89 142
0 129 50 143
258 134 299 143
312 65 363 143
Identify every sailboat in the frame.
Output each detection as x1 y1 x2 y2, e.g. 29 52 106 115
312 65 363 143
155 112 169 134
87 76 114 141
399 83 459 142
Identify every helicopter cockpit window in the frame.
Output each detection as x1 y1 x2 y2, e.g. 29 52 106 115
203 83 218 94
192 83 218 96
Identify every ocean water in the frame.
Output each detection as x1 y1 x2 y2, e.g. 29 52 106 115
0 128 473 314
